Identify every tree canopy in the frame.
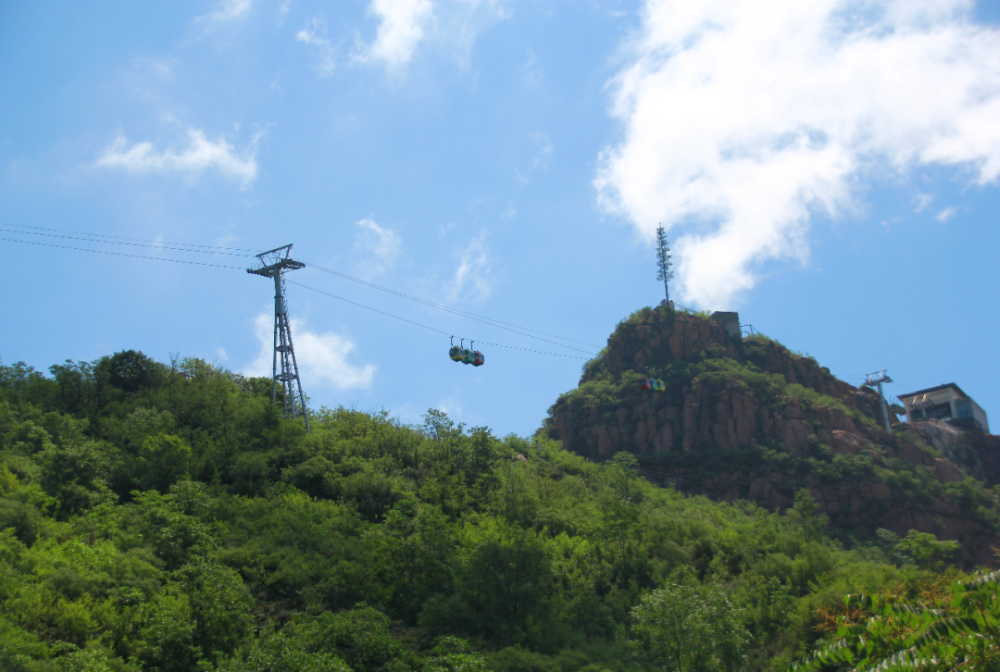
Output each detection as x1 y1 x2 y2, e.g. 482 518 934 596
0 351 992 672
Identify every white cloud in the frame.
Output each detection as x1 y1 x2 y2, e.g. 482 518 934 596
199 0 252 22
248 313 376 390
353 0 508 74
96 127 261 187
296 18 337 76
596 0 1000 308
355 0 434 72
914 193 934 212
935 206 957 222
354 218 402 277
450 232 493 301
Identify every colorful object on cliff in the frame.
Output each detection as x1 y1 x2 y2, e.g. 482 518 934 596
449 337 485 367
638 377 665 392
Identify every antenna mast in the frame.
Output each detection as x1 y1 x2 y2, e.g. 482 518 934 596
248 244 311 433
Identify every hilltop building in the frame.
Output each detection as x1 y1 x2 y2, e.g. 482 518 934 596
710 311 741 338
898 383 989 433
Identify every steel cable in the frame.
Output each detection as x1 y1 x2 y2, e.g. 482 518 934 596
0 226 253 257
289 281 590 360
0 236 246 269
1 227 597 360
302 261 600 352
0 222 258 253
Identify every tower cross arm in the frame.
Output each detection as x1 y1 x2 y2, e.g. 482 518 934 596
247 258 305 276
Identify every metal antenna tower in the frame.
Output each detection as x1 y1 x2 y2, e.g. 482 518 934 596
248 244 311 433
864 369 893 432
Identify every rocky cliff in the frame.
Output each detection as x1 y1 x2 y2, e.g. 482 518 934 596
543 305 1000 566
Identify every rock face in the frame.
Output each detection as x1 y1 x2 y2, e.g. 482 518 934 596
545 306 1000 567
896 419 1000 486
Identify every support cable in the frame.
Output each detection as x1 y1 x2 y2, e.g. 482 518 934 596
0 227 597 359
0 236 246 269
0 222 257 253
1 222 597 350
289 280 590 360
302 261 600 351
0 226 253 257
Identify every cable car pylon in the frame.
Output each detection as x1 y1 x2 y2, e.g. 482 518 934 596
248 244 311 433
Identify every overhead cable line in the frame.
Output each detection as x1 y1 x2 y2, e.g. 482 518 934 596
2 221 597 350
1 224 597 357
303 261 601 352
289 280 590 360
0 226 253 257
1 222 259 253
0 236 245 270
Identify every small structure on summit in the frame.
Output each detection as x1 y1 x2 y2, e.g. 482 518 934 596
710 311 741 339
898 383 989 433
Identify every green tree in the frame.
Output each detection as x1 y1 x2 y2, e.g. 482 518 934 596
453 521 552 641
215 630 350 672
894 529 961 567
655 224 673 303
137 434 191 493
119 586 199 672
424 636 487 672
98 350 166 394
290 605 403 672
175 561 254 664
631 580 750 672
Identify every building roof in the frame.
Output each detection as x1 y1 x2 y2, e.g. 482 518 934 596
897 382 970 401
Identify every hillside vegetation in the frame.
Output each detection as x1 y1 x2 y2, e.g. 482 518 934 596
0 349 994 671
545 305 1000 566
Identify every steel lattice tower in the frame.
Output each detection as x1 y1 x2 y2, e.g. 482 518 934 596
248 244 311 433
864 369 893 432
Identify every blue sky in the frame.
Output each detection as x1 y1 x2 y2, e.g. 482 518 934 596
2 0 999 437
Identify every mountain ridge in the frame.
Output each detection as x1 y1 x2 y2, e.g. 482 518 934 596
543 304 1000 566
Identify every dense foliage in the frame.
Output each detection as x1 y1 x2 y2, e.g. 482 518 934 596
790 570 1000 671
0 351 986 671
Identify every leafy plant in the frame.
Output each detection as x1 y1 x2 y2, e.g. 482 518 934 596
789 570 1000 671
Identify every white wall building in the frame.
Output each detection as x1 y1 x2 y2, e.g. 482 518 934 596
898 383 989 434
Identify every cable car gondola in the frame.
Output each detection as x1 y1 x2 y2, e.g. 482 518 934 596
449 337 465 362
449 337 485 367
638 377 665 392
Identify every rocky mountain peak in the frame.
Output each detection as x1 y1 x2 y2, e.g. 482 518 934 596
544 304 1000 566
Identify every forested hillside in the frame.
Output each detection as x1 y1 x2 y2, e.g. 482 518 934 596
0 350 995 671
